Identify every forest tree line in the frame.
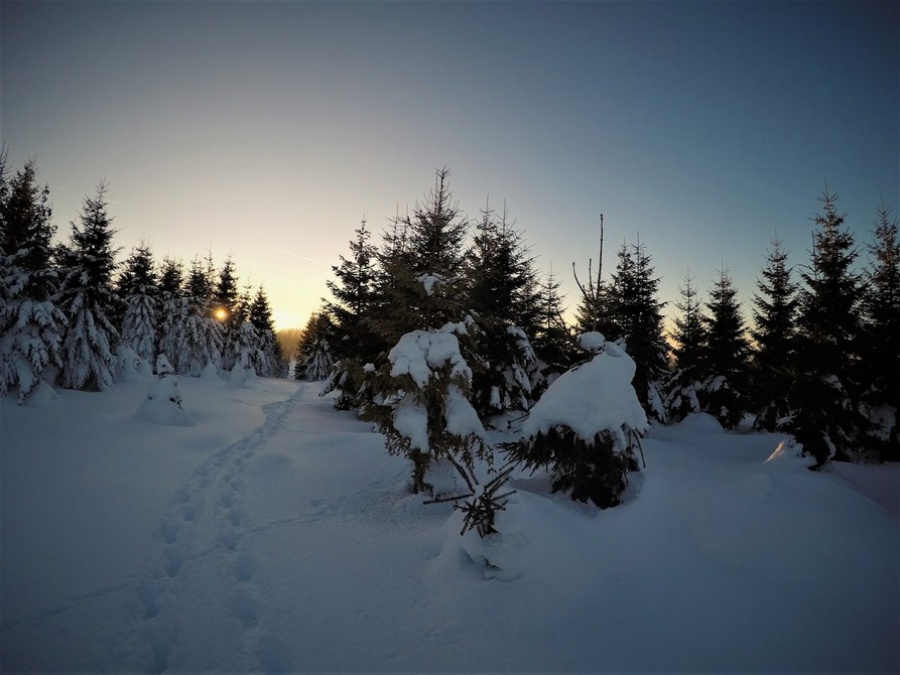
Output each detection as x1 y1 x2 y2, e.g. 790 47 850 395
294 168 898 468
0 151 285 402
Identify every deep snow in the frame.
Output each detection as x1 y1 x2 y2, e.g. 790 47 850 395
1 377 898 672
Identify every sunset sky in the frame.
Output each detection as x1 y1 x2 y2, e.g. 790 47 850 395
2 0 897 330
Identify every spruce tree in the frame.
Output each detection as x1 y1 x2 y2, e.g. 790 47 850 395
57 184 121 391
249 286 284 377
214 256 240 368
181 255 222 374
465 202 542 421
664 273 708 422
323 218 380 406
606 240 668 422
860 203 900 459
157 257 189 371
372 168 469 343
0 155 66 402
532 267 577 384
293 311 335 381
117 242 158 366
791 188 867 466
700 266 751 428
750 237 799 431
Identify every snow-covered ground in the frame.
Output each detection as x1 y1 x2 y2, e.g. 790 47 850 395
2 376 898 672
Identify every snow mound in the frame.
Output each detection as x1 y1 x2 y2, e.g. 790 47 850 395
677 412 724 434
200 362 221 381
21 379 59 406
522 347 647 444
136 374 194 426
115 346 152 383
227 363 248 388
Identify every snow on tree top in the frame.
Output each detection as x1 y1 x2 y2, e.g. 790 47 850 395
577 331 606 353
417 273 443 296
522 344 647 445
389 330 471 387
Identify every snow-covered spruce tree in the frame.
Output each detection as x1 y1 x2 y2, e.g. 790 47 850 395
859 203 900 460
156 257 190 373
532 267 578 386
136 353 193 426
664 273 708 422
464 201 542 423
0 155 66 402
180 255 222 375
213 256 240 369
249 286 284 377
504 332 646 509
750 237 800 431
605 240 669 423
56 184 121 392
293 311 335 381
362 311 512 537
698 266 751 429
790 188 868 467
323 218 381 408
117 241 158 368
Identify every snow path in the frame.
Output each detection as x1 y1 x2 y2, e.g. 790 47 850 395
123 383 312 672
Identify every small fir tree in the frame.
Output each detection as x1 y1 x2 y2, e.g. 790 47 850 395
504 332 646 509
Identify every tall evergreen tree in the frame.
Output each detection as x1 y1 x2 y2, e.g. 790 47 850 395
157 257 188 370
0 155 66 402
465 202 542 421
371 168 469 343
860 203 900 459
606 240 668 422
699 266 751 428
790 188 867 466
664 272 708 422
214 256 240 369
750 237 799 431
181 255 222 374
57 184 120 391
323 218 381 407
249 286 284 377
117 242 158 366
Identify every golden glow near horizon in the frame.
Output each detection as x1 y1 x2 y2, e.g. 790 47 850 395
214 307 229 322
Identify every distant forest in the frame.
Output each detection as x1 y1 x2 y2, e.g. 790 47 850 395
2 153 897 470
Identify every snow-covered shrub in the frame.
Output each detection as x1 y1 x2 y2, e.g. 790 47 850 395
505 333 647 509
137 354 193 426
363 320 513 537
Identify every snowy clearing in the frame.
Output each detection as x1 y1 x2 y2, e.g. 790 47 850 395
1 379 898 672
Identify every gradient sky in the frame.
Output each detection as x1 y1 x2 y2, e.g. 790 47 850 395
2 0 897 330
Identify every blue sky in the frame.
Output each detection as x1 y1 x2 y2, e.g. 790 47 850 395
2 0 897 329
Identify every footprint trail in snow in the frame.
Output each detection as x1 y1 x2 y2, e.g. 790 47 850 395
126 384 309 673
